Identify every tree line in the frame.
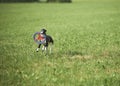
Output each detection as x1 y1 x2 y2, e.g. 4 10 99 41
0 0 72 2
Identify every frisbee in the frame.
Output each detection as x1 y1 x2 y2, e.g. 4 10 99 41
33 32 41 44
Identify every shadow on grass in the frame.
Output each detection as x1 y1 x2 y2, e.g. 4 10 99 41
45 50 94 61
46 50 84 58
34 49 93 61
64 50 84 56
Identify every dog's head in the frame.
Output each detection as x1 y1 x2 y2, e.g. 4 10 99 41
40 29 47 34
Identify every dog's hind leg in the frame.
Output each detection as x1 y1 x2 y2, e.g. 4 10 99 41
49 43 53 54
44 46 48 54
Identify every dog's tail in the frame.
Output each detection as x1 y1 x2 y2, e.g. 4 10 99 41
46 35 54 54
51 37 54 44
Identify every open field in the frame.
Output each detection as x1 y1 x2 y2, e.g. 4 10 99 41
0 0 120 86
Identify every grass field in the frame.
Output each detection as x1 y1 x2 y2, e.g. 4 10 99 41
0 0 120 86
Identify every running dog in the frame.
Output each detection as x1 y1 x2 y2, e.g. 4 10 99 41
36 29 54 54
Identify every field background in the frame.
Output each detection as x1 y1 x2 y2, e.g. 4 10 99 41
0 0 120 86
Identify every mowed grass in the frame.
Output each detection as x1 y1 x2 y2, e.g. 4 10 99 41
0 0 120 86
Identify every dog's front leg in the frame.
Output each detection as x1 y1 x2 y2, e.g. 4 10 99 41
42 46 45 52
36 44 41 52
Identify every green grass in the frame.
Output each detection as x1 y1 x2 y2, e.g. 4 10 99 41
0 0 120 86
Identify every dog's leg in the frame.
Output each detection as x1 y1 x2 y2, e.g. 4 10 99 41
36 44 41 52
49 43 53 54
44 46 48 54
36 48 39 52
42 45 45 52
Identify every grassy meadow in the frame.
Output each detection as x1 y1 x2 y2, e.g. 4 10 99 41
0 0 120 86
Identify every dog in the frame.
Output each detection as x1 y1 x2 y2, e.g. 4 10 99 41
36 29 54 54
